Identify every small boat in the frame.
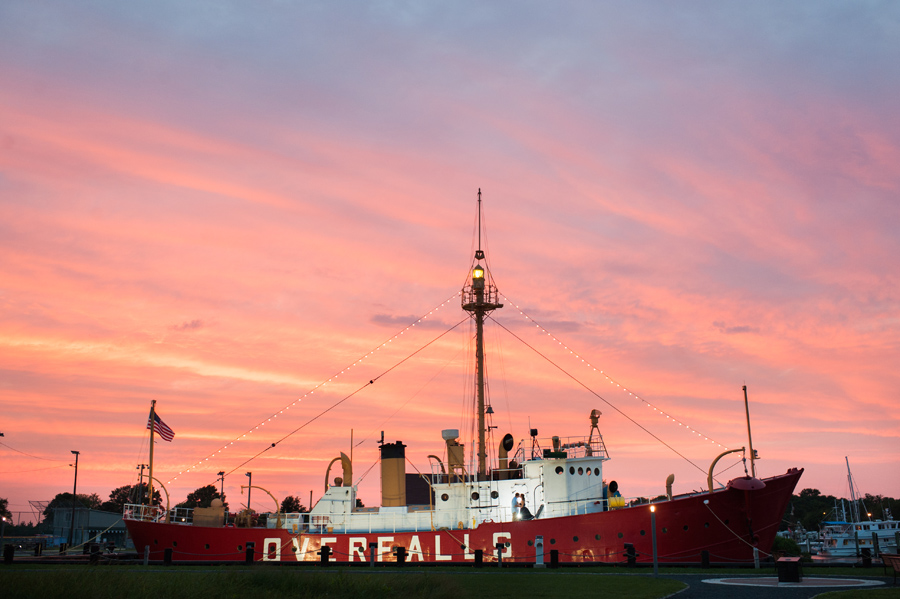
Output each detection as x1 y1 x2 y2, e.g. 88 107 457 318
818 458 898 558
124 194 803 564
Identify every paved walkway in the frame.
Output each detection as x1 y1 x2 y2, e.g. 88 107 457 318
665 574 888 598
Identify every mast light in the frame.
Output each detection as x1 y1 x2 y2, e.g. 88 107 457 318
473 264 485 289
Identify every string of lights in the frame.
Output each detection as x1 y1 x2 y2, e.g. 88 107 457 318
167 291 462 484
499 293 728 451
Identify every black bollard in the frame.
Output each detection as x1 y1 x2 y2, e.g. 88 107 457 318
34 542 43 557
625 543 636 567
3 544 13 564
90 543 101 566
59 542 67 555
164 547 173 566
474 549 483 567
861 547 872 568
395 546 406 565
245 545 255 564
319 545 331 565
701 549 710 568
550 549 559 569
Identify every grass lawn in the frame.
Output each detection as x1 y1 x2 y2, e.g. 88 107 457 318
0 567 684 599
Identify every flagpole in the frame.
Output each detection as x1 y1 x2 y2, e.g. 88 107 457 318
148 400 156 509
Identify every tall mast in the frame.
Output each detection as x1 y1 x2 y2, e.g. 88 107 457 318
462 189 503 478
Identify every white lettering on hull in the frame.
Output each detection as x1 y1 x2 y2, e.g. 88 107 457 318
493 532 512 559
408 535 424 561
348 537 367 562
322 537 337 561
377 536 394 562
262 538 281 561
434 534 452 561
463 534 474 560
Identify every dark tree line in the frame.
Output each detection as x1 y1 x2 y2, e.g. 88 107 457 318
783 488 899 532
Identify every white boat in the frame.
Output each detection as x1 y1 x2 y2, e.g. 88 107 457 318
818 458 899 558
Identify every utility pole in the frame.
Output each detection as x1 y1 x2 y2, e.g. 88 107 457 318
68 450 80 549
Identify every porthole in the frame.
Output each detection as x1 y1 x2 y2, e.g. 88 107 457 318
528 540 533 546
617 532 623 539
573 536 579 542
586 468 592 476
292 545 298 552
153 539 158 545
640 530 645 536
172 541 178 547
471 492 480 500
441 493 449 502
550 538 556 545
724 519 729 525
237 545 243 551
594 534 601 540
683 525 689 531
569 466 575 475
704 522 710 528
594 468 600 476
662 528 668 534
491 491 499 499
577 467 584 475
204 544 210 550
555 466 564 475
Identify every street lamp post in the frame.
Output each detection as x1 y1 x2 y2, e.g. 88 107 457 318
218 472 225 498
245 472 252 511
650 505 658 576
68 450 80 550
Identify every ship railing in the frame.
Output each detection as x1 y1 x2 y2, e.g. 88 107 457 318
515 435 609 462
123 503 169 523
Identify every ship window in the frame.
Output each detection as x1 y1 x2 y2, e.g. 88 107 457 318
491 491 499 499
577 467 583 475
555 466 564 475
724 519 729 525
683 525 689 531
573 536 579 542
595 534 601 540
237 545 243 551
704 522 709 528
550 538 556 545
662 528 667 534
617 532 623 539
569 467 575 475
527 540 533 546
172 541 178 546
154 540 158 545
441 494 449 502
471 492 480 500
204 544 210 550
586 468 591 476
640 530 645 536
594 468 600 476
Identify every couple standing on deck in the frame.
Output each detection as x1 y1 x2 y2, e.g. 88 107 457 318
511 492 525 520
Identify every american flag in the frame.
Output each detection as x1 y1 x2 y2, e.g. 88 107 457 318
147 412 175 442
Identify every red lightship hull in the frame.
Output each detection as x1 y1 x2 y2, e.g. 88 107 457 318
125 468 801 564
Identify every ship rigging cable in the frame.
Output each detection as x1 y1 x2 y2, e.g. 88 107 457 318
220 316 471 478
167 291 462 484
489 315 712 478
500 293 727 450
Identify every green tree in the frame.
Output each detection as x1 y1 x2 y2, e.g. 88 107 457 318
176 484 228 510
99 484 161 512
0 497 12 520
280 496 306 513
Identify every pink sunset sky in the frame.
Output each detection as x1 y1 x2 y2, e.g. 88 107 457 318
1 2 898 522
